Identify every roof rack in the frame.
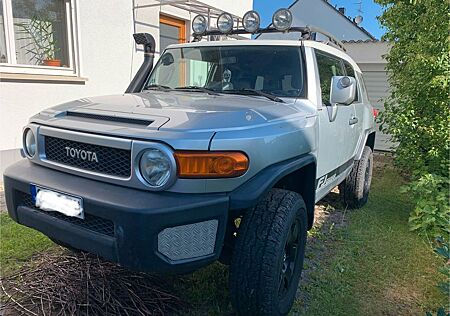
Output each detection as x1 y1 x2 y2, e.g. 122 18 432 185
193 25 347 52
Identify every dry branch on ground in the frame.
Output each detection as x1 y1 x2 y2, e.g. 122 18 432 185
0 251 186 316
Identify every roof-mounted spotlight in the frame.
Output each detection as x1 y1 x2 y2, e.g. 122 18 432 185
217 12 234 33
242 10 260 33
192 14 208 35
272 8 293 31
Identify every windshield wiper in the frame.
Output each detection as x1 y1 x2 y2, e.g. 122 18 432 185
174 86 220 96
223 88 284 103
144 84 172 91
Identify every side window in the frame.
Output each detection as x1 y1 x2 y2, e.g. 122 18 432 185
357 72 369 102
315 50 345 105
343 60 359 102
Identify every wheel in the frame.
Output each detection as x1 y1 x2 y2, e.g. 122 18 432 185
229 188 307 316
339 146 373 209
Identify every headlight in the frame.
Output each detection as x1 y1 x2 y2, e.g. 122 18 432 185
242 10 260 33
272 8 293 31
192 14 208 35
217 12 234 33
139 148 174 189
23 128 36 158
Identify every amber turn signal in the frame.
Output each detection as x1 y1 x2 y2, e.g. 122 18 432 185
174 151 249 178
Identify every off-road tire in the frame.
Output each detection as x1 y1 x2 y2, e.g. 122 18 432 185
229 188 307 316
339 146 373 209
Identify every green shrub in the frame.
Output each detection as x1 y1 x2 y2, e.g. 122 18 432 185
402 174 450 242
434 238 450 297
376 0 450 178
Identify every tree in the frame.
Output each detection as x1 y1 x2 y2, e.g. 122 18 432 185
375 0 449 241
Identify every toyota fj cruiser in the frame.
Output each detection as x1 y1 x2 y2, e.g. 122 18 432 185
4 9 376 315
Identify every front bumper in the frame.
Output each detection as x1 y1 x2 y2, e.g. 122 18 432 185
4 160 229 274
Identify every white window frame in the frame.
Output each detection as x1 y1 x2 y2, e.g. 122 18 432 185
0 0 80 76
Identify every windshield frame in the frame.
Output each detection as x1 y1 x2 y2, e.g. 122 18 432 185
144 44 308 99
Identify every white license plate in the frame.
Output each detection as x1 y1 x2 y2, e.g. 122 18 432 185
31 185 84 219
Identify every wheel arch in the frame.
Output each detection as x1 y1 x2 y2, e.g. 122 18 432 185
355 130 376 160
273 163 316 230
229 154 317 230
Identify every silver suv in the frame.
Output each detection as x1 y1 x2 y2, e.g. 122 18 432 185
4 10 376 316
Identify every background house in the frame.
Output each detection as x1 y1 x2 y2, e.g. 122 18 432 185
344 40 393 150
258 0 391 151
0 0 252 176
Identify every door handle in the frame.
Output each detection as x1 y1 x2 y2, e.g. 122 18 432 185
349 117 358 125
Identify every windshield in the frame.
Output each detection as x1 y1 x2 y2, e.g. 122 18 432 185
146 45 306 98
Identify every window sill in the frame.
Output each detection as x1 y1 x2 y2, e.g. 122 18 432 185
0 72 88 84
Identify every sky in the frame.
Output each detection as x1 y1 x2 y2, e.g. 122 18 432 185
253 0 385 39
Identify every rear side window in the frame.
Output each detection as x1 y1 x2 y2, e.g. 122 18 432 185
343 60 359 102
315 50 345 105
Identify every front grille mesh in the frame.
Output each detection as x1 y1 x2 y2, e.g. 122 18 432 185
44 136 131 178
19 192 115 237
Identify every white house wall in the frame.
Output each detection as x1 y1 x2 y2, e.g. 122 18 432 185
1 1 135 151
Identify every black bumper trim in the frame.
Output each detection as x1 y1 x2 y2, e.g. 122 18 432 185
17 205 116 262
4 160 229 274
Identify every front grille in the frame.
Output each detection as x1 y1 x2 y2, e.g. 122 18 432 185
44 136 131 178
19 192 115 237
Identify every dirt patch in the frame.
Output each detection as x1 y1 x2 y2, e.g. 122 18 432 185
382 285 421 313
373 151 394 173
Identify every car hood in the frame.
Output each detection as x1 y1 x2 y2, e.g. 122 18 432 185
30 91 311 148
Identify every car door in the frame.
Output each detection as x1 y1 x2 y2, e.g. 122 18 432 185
315 50 358 194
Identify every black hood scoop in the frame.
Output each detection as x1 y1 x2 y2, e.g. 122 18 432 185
66 111 154 127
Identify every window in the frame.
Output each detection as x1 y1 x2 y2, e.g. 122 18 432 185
356 72 369 101
315 50 345 105
147 45 306 98
159 15 186 53
0 0 78 75
0 1 7 62
343 60 355 77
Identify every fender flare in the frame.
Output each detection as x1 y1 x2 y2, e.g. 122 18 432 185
355 129 376 160
229 154 317 228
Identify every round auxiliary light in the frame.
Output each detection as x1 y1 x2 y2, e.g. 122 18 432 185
139 148 174 189
272 8 293 31
23 128 36 158
192 14 207 35
217 12 234 33
242 10 260 33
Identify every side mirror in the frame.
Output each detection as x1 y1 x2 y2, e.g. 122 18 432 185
330 76 356 105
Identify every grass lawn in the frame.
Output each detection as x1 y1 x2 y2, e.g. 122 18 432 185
0 162 446 315
0 214 56 275
291 164 446 315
